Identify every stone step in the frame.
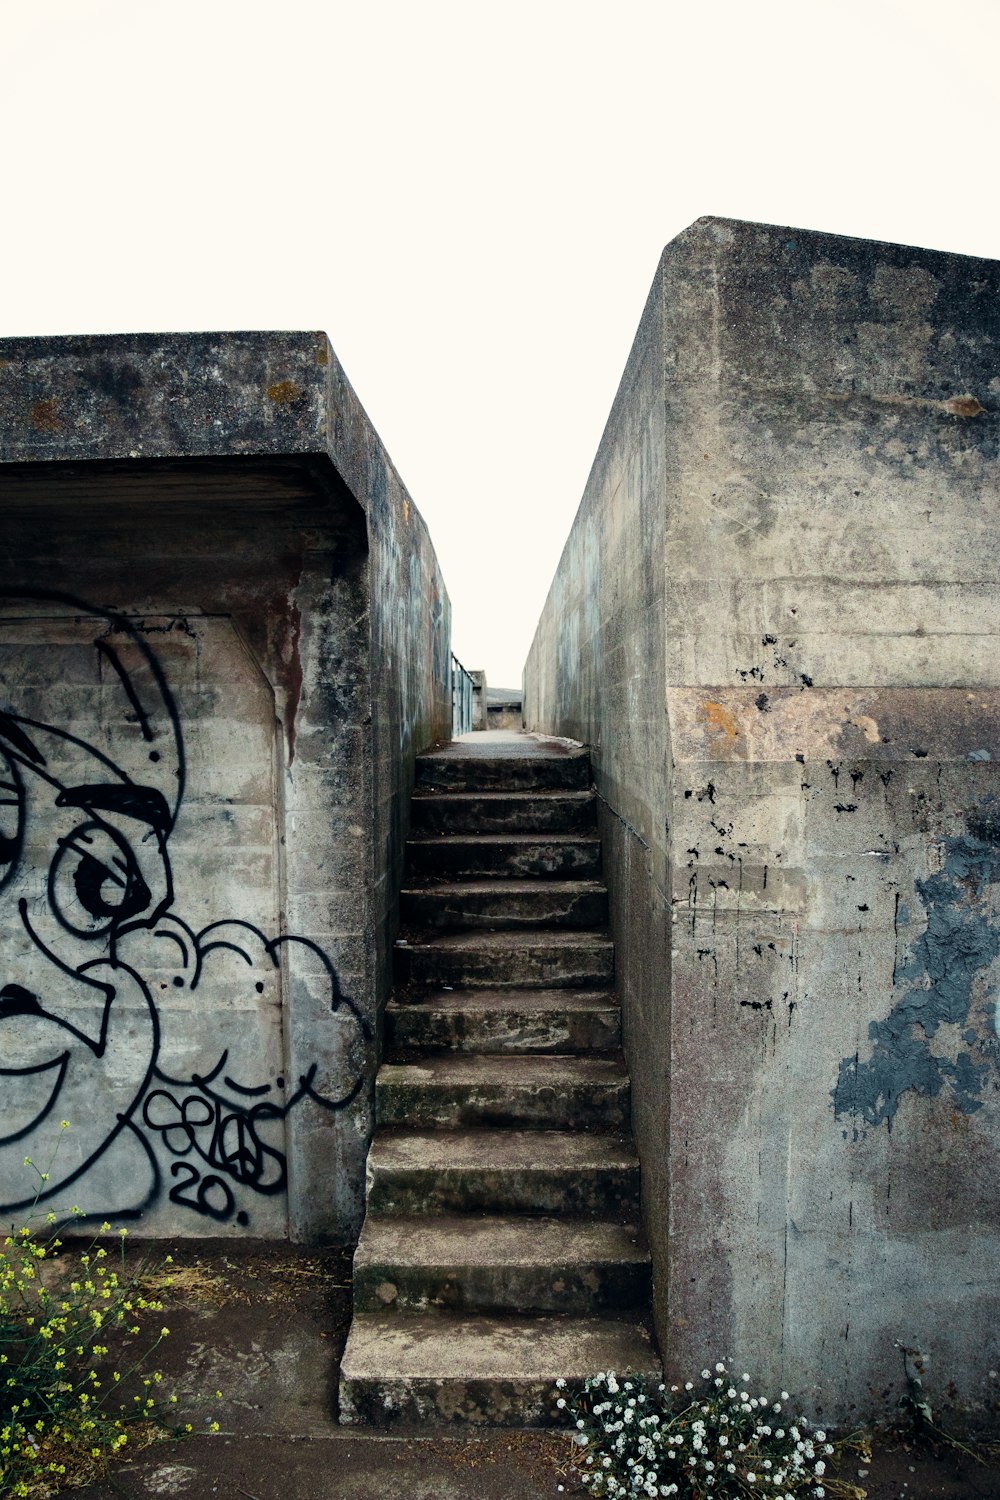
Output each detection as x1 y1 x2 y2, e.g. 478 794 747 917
365 1127 641 1216
339 1311 660 1426
414 749 591 793
353 1213 651 1315
409 790 596 835
405 834 602 881
386 988 620 1055
400 879 608 931
394 929 614 989
375 1054 630 1130
339 736 661 1429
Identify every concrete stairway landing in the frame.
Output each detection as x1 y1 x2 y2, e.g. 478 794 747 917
339 732 659 1426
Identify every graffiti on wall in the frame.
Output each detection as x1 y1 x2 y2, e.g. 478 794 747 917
0 589 369 1228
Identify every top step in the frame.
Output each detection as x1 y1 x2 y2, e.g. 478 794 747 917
416 739 591 792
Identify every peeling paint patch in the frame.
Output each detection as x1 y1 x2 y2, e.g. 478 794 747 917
851 715 880 744
833 827 1000 1129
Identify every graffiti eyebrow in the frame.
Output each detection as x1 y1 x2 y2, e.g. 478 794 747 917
56 783 172 836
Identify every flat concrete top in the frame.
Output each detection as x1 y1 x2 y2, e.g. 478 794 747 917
0 331 333 465
425 732 585 759
0 331 411 529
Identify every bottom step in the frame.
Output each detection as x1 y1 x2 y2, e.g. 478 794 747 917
339 1311 660 1426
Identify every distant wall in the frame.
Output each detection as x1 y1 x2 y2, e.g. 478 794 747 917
0 333 450 1242
525 219 1000 1417
486 689 523 731
486 703 523 731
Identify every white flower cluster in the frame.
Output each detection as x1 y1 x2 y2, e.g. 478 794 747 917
554 1363 836 1499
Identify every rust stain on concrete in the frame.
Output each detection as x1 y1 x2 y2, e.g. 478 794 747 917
701 700 740 741
29 398 61 432
277 590 304 768
944 395 985 418
267 380 305 407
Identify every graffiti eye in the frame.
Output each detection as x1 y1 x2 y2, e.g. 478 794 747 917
0 750 24 894
49 821 152 938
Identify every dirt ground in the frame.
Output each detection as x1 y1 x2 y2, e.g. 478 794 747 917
51 1240 1000 1500
832 1438 1000 1500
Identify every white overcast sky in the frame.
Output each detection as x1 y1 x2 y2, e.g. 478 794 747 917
3 1 999 685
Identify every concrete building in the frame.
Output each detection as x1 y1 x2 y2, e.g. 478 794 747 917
524 217 1000 1418
486 687 524 731
0 332 450 1244
2 216 999 1423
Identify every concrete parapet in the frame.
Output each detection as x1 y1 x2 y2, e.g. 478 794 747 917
524 217 1000 1418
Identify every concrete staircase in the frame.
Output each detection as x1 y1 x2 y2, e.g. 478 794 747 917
339 736 659 1425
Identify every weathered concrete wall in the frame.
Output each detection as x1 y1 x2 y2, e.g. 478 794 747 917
486 688 523 731
367 437 452 1046
0 333 450 1243
524 218 1000 1417
524 265 673 1382
486 705 523 731
470 669 488 731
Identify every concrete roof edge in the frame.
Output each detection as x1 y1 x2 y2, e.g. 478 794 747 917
661 214 1000 272
0 330 374 497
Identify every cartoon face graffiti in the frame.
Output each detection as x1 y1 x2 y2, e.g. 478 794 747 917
0 590 368 1227
0 593 183 1213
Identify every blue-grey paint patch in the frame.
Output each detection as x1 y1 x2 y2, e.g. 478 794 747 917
833 832 1000 1129
968 749 992 762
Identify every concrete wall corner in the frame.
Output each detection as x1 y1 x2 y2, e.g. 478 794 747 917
524 217 1000 1420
